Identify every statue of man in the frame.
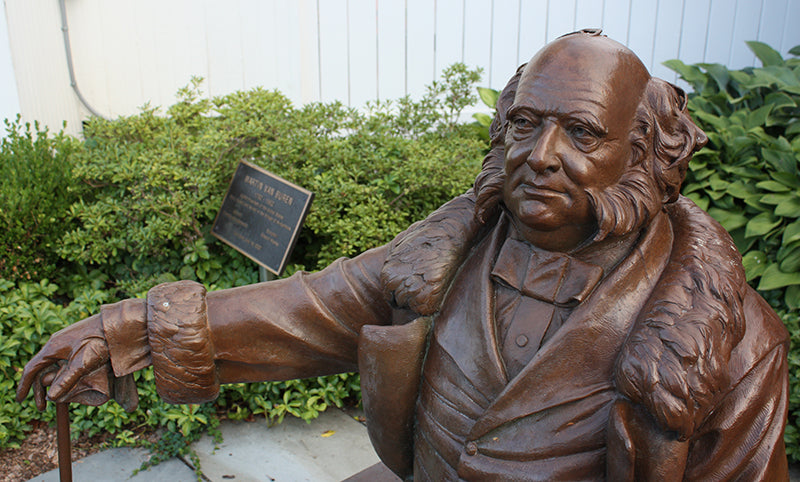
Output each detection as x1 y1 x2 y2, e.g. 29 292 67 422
17 30 789 480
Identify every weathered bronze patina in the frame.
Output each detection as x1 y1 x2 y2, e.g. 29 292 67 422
18 30 789 480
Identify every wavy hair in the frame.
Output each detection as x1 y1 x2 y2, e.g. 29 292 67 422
473 65 708 243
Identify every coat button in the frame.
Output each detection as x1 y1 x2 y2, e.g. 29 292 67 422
515 334 529 347
465 441 478 456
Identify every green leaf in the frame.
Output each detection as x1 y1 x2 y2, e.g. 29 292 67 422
699 63 730 91
770 171 800 188
779 243 800 272
764 91 797 110
790 45 800 56
663 59 708 88
757 263 800 290
685 192 709 211
745 104 773 129
742 250 768 281
760 193 795 205
783 219 800 244
745 212 781 238
472 112 492 127
785 285 800 310
775 196 800 217
477 87 499 109
726 181 755 199
762 148 796 173
755 180 791 192
746 41 784 66
708 207 748 231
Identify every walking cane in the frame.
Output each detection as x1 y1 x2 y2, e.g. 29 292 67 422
56 402 72 482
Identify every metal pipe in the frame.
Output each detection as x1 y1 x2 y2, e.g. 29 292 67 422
57 0 106 119
56 402 73 482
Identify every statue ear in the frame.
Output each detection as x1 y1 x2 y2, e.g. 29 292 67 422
646 79 708 203
489 63 526 147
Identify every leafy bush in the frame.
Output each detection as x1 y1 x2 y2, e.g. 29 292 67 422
2 64 487 463
0 118 85 283
666 41 800 461
60 64 485 296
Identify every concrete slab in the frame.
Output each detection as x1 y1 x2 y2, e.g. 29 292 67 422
27 446 198 482
190 408 380 482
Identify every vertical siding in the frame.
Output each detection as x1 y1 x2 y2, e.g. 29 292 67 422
0 2 19 124
4 0 800 136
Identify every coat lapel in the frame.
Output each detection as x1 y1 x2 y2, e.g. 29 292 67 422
433 216 509 401
469 212 674 439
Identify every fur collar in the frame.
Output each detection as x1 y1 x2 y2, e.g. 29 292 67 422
381 194 747 438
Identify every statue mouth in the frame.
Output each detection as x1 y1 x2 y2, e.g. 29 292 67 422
519 182 564 199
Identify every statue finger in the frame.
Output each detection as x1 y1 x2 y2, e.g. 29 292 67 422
48 340 108 401
16 349 60 403
31 365 59 411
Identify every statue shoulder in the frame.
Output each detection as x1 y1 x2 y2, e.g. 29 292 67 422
381 191 492 316
615 196 758 439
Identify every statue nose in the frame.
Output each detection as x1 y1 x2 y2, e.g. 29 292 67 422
526 123 561 174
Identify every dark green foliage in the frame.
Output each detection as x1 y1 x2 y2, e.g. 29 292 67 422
0 118 85 282
1 63 486 461
666 41 800 461
61 65 484 296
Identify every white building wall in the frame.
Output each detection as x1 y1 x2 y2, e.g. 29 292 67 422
4 0 800 137
0 3 19 127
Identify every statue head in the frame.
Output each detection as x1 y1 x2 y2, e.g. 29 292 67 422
474 30 707 251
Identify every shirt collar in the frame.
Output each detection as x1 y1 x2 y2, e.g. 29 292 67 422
491 235 604 307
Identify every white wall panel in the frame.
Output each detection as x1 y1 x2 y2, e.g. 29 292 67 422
517 0 548 65
406 0 435 99
650 0 684 81
4 0 800 136
0 2 18 124
601 0 631 44
348 0 378 107
376 0 406 101
546 0 575 42
462 0 492 84
5 0 84 134
205 1 246 96
781 1 800 54
677 0 711 66
575 0 605 33
704 0 737 67
490 0 520 89
728 0 764 69
240 0 278 92
626 0 658 72
318 0 350 104
434 0 465 77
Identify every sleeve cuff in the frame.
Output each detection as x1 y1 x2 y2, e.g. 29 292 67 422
147 280 219 404
101 298 150 377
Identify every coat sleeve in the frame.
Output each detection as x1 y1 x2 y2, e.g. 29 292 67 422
208 245 393 384
682 341 789 481
101 245 394 404
608 341 789 482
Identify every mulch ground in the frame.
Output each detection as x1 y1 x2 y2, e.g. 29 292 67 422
0 421 158 482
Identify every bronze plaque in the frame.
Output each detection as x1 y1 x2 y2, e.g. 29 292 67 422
212 160 313 275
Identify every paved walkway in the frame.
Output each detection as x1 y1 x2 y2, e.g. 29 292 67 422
26 407 800 481
28 408 380 482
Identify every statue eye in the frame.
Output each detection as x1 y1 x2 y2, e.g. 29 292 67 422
513 117 530 129
569 124 599 149
511 116 536 132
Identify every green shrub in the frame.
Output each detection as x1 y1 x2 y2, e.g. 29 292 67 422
3 64 487 460
60 64 485 297
0 278 110 447
666 41 800 461
0 118 85 283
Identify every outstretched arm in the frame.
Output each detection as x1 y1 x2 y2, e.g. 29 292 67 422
17 244 393 408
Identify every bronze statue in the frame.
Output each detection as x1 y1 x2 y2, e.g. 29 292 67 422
17 30 789 480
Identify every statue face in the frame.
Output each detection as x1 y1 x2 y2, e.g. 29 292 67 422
502 35 649 251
